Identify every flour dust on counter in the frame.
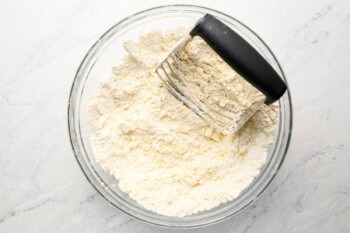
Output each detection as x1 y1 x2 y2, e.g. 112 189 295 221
88 29 278 217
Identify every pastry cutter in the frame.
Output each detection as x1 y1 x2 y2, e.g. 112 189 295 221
155 14 287 134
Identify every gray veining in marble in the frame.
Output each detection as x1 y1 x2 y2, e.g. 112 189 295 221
0 0 349 232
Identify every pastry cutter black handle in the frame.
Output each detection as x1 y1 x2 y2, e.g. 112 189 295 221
190 14 286 104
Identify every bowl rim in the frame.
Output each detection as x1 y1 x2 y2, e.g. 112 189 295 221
68 4 293 229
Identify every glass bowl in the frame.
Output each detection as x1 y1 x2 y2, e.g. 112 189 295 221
68 4 293 229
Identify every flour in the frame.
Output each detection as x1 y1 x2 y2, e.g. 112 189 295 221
89 29 278 217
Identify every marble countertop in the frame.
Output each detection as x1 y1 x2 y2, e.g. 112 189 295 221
1 0 349 232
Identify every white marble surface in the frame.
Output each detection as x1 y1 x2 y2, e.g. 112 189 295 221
0 0 349 232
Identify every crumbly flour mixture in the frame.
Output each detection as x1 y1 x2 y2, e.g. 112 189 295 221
89 29 278 217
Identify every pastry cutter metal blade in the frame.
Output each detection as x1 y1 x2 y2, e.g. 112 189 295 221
156 14 287 134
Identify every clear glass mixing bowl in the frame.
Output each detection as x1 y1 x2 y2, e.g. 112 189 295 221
68 5 293 228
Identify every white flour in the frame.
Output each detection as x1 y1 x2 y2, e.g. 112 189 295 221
89 29 278 217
